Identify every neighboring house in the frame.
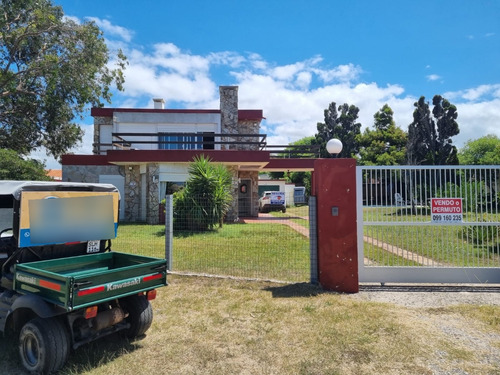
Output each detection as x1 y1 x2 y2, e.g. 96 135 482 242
62 86 315 223
46 169 62 181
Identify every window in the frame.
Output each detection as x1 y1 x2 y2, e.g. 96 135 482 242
158 132 215 150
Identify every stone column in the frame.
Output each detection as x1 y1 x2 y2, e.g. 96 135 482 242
124 165 140 222
226 166 240 222
146 163 160 224
219 86 239 150
93 115 112 155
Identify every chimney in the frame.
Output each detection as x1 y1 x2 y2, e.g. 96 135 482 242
153 98 165 109
219 86 238 143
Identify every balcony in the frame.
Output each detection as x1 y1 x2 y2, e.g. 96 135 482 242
94 132 320 159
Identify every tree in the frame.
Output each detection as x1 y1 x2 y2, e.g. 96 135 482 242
458 135 500 165
0 0 126 159
173 155 233 231
406 95 459 165
0 149 50 180
314 102 361 158
358 104 407 165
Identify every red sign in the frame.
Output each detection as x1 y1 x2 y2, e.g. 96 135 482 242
431 198 463 223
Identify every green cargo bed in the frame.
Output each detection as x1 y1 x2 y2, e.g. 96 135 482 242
14 252 167 311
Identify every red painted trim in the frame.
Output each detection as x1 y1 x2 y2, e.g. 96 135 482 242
264 158 315 170
39 279 62 291
106 150 270 163
238 110 265 121
91 108 221 116
91 107 264 121
61 155 111 166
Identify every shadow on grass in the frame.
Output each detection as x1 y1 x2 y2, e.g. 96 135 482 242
264 282 324 298
64 333 145 373
0 333 146 374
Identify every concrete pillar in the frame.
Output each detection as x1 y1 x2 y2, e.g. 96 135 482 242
313 158 358 293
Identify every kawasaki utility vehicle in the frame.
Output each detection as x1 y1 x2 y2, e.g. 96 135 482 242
0 181 167 374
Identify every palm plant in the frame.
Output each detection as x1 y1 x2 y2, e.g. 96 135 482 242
174 155 233 231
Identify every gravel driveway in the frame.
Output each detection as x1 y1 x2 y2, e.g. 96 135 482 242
346 284 500 374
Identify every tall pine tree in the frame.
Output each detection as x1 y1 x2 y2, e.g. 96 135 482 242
314 102 361 158
407 95 459 165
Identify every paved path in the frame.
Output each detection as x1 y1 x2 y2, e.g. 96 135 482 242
241 214 436 266
240 214 310 237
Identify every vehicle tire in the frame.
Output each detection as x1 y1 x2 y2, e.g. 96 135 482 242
19 317 70 374
121 294 153 338
282 208 286 213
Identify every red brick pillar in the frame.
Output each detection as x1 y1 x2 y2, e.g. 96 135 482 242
313 158 358 293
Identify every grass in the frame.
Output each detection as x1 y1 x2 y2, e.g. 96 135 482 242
362 207 500 267
114 221 310 282
270 205 310 229
2 275 499 375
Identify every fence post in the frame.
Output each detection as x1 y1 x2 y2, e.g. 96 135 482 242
165 194 173 270
309 196 318 284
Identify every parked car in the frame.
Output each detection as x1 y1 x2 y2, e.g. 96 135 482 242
259 191 286 213
293 186 308 205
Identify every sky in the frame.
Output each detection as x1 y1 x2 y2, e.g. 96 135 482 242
36 0 500 169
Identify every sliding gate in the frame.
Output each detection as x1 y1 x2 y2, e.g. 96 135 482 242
356 165 500 284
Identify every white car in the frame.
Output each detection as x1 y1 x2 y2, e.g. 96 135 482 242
259 191 286 213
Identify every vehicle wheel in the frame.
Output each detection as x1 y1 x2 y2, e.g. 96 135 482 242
121 294 153 338
282 208 286 213
19 317 69 374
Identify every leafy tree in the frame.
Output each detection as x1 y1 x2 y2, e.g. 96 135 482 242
0 149 50 180
358 104 407 165
406 95 459 165
458 135 500 165
0 0 126 159
314 102 361 158
173 155 233 231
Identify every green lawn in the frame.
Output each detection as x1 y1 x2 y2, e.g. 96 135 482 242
362 207 500 267
113 222 310 282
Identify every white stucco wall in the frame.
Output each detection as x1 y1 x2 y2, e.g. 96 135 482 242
108 112 221 151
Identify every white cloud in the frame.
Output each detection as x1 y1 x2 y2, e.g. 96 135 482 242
445 84 500 102
85 17 134 42
450 99 500 148
427 74 441 81
32 19 500 168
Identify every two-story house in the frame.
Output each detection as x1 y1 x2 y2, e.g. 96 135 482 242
62 86 315 224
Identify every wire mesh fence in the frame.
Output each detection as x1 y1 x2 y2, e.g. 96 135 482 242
112 196 312 283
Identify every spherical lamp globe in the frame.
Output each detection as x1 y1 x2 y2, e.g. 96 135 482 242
326 138 343 155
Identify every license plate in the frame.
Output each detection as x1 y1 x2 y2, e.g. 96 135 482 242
87 240 100 253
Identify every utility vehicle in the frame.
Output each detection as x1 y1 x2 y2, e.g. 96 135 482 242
0 181 167 374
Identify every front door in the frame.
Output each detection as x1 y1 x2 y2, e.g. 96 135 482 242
238 179 252 217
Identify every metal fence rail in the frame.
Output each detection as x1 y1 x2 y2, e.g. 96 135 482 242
357 165 500 284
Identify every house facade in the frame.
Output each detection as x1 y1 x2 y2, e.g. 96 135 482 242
63 86 316 224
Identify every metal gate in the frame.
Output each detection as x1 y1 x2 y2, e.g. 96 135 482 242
356 165 500 284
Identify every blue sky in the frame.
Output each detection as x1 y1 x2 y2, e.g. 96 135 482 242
38 0 500 168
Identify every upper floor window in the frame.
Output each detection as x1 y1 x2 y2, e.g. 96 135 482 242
158 133 214 150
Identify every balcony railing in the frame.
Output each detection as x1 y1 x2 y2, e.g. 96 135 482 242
93 132 320 158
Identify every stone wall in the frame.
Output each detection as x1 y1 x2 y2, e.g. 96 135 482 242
219 86 239 150
62 165 122 183
124 166 140 222
226 166 240 222
237 120 261 151
146 163 160 224
93 115 112 154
